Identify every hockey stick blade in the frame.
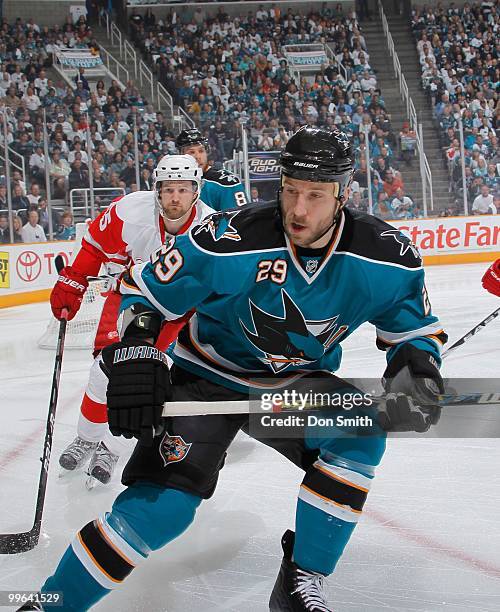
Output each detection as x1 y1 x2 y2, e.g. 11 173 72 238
54 254 66 274
0 311 68 554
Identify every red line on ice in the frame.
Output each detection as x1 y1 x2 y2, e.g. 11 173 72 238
367 507 500 579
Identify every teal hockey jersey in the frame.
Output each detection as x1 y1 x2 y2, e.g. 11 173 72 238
201 167 248 211
122 203 446 392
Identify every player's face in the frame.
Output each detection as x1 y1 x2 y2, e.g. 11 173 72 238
159 180 197 220
182 144 208 170
281 177 341 248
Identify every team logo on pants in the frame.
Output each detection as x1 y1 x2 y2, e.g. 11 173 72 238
159 431 192 467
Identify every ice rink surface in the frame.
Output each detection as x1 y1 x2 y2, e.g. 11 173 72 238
0 262 499 611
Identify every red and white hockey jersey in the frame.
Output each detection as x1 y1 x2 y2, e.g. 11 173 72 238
74 190 214 276
71 190 215 351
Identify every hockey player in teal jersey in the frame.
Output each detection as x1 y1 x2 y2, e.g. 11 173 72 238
176 128 248 210
31 127 447 612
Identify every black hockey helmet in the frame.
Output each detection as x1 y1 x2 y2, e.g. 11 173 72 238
280 126 353 200
176 128 209 153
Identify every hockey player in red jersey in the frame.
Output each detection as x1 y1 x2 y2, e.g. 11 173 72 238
51 155 214 486
482 258 500 297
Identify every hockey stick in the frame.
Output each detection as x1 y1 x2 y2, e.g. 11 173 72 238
161 392 500 418
0 256 68 554
159 309 500 418
441 306 500 359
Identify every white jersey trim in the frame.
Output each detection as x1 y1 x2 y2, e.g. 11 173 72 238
313 458 373 491
172 342 309 390
298 484 361 523
71 533 119 590
376 322 444 344
332 249 423 271
128 262 186 321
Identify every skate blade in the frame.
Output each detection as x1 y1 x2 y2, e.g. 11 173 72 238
85 475 98 490
58 467 79 479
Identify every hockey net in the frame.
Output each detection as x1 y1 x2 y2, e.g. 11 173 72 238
37 278 107 350
38 221 107 350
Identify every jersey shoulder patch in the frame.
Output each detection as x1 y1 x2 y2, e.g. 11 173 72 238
338 210 422 269
204 167 242 187
189 202 285 255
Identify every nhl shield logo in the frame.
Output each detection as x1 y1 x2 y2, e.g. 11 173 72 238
159 431 192 467
305 259 318 274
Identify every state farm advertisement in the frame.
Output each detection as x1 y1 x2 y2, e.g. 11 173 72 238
390 215 500 256
0 242 74 297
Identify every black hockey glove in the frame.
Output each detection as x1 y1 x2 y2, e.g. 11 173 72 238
101 338 170 445
380 344 444 433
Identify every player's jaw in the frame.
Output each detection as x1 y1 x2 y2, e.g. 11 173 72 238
183 145 208 172
281 179 339 248
160 181 197 221
283 211 336 248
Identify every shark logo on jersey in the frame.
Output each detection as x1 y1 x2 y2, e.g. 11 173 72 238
159 431 192 467
240 289 348 373
193 210 241 242
380 229 420 259
217 170 240 184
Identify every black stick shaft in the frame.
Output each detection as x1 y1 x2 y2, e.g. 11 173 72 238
442 307 500 359
0 259 68 553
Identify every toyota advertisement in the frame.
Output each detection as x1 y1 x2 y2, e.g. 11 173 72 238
0 242 74 303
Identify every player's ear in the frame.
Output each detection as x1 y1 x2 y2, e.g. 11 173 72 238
341 185 351 204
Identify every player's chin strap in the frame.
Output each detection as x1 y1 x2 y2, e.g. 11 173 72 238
310 197 346 243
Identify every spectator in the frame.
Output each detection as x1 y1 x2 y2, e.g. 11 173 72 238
21 209 46 242
22 85 42 111
11 184 30 218
391 188 416 220
29 145 46 183
383 169 404 198
74 67 90 91
119 158 137 187
50 149 71 197
11 214 24 243
56 210 76 240
347 191 367 213
0 184 7 209
140 169 153 191
373 190 393 220
37 197 60 235
0 213 9 244
27 183 42 207
399 122 416 167
472 185 496 215
69 159 89 190
250 186 265 204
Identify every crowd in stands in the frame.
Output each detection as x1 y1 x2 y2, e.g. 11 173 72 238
128 3 416 218
0 1 427 247
0 10 188 244
412 1 499 214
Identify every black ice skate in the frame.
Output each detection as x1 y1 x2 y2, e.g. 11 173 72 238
85 442 119 489
17 599 43 610
269 530 332 612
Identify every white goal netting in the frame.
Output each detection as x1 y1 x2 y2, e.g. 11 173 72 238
38 221 107 350
38 279 106 350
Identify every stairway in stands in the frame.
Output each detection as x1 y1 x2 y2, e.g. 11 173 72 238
91 23 177 128
361 15 454 214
